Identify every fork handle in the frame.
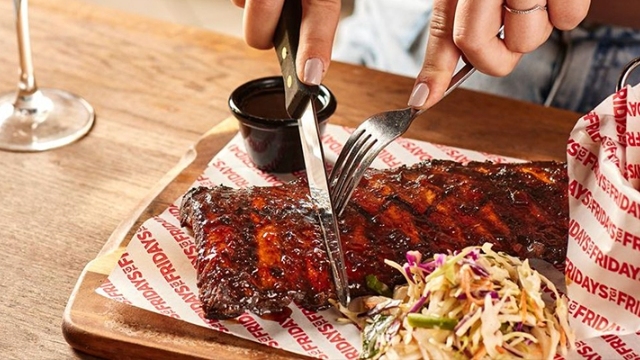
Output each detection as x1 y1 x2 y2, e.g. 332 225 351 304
272 0 319 119
414 62 476 118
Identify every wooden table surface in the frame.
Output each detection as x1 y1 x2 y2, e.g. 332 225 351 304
0 0 582 358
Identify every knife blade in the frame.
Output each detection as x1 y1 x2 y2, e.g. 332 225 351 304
273 0 350 307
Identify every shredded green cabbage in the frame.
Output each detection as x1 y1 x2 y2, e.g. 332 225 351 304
336 243 575 360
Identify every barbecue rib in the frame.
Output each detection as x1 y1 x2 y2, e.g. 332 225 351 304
179 160 568 319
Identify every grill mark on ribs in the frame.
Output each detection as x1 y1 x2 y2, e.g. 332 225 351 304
179 160 568 319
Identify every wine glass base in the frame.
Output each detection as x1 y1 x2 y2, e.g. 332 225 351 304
0 88 95 152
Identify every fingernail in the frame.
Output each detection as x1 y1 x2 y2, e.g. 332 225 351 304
408 83 430 107
304 58 323 85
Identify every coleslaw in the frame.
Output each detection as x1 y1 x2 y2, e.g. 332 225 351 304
336 243 574 360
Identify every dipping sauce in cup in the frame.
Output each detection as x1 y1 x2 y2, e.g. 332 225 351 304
228 76 337 173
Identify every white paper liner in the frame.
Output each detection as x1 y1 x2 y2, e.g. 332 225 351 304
566 83 640 342
96 123 640 359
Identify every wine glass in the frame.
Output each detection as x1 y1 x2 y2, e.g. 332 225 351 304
0 0 95 152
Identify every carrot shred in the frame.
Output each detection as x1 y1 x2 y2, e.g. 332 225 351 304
471 344 487 360
530 298 542 320
520 290 528 322
462 267 485 306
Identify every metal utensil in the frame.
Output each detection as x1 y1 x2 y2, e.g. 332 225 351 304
617 56 640 91
329 63 476 216
273 0 350 306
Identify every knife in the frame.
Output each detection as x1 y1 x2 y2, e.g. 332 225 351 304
273 0 350 307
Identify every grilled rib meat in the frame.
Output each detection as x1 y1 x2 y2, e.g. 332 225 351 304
179 160 568 319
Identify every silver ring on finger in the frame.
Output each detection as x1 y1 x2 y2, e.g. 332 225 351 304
503 4 548 15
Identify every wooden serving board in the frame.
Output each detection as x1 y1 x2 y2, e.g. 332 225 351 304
62 85 578 359
62 117 309 360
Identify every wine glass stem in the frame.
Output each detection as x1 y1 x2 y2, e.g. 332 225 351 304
14 0 38 99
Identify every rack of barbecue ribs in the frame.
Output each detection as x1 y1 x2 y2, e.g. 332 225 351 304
179 160 568 319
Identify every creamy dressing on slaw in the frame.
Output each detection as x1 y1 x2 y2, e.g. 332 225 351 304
336 243 575 360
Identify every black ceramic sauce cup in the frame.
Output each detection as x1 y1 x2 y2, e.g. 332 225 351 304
228 76 337 173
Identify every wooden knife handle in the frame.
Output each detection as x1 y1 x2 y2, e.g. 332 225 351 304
272 0 319 119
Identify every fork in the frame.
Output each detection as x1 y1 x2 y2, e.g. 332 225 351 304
329 63 476 216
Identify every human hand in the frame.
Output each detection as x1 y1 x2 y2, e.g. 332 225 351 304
407 0 591 110
231 0 341 85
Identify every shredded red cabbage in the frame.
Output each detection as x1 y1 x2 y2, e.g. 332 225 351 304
467 262 490 277
405 250 421 266
435 253 447 267
408 293 430 313
417 261 437 274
